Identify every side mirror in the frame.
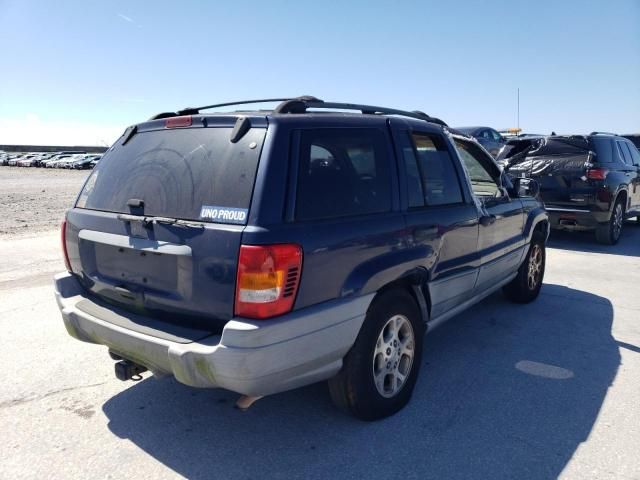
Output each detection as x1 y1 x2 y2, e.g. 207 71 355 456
511 177 540 198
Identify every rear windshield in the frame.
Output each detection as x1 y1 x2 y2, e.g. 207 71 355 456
76 127 265 223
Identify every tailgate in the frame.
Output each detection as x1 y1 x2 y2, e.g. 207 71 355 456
507 153 594 206
65 120 266 330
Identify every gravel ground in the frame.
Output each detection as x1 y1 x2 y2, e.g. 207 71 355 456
0 167 89 237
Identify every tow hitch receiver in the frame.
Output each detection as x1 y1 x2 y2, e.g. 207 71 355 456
115 360 148 381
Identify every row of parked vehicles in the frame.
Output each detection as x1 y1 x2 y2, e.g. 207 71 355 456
0 151 102 169
54 96 639 421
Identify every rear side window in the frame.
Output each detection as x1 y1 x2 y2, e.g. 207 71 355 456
616 141 633 165
411 133 464 206
626 142 640 166
590 137 614 163
77 127 265 223
295 128 392 221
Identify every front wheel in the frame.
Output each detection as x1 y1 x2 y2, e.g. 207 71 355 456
503 233 545 303
328 289 424 421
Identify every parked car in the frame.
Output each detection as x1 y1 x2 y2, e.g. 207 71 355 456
55 96 549 420
8 153 29 166
455 126 506 157
502 133 640 244
45 155 74 168
17 154 44 167
70 155 101 169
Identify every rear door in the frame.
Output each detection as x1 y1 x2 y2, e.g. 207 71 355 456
453 137 525 294
394 127 479 319
64 117 267 331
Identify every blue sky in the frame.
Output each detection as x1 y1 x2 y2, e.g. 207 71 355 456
1 0 638 145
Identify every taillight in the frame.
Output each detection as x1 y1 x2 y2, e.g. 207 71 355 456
586 168 608 180
61 219 72 272
165 115 192 128
235 244 302 319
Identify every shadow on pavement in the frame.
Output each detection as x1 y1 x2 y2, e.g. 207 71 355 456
548 222 640 257
103 284 618 480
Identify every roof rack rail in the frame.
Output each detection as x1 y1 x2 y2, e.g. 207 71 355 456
148 96 447 126
589 131 618 136
274 97 448 126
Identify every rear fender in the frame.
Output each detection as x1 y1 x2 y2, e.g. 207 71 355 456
341 248 432 324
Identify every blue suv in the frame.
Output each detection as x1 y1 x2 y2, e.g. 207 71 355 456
54 97 549 420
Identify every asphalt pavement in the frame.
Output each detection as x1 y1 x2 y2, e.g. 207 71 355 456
1 226 639 480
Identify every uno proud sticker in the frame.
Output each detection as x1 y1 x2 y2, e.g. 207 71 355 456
199 205 248 225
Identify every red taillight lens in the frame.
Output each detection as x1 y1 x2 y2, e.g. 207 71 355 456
165 115 192 128
586 168 608 180
235 244 302 319
61 219 72 272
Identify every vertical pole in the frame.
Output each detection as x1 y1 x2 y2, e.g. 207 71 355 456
517 87 520 133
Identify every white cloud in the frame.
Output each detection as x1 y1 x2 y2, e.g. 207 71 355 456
117 13 134 23
0 114 123 147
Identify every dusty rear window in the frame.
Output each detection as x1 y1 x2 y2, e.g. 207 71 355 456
76 127 265 222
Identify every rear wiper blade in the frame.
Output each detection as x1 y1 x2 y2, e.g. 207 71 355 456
147 216 206 228
117 214 205 229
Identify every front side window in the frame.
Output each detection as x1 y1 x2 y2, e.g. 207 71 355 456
295 128 392 221
454 138 501 197
411 133 464 206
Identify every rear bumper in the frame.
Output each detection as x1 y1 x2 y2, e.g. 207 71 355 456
54 272 371 396
546 206 610 231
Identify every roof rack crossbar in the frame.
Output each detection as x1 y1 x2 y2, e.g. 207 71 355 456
177 98 295 116
274 99 448 126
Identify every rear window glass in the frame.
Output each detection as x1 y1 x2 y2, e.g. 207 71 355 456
76 127 265 222
296 128 391 221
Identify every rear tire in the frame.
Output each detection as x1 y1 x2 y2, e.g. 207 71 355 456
503 232 545 303
595 198 624 244
328 289 424 421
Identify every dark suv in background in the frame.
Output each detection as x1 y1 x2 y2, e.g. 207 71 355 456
54 97 549 420
501 133 640 244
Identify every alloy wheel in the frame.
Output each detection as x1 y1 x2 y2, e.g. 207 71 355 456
527 244 543 290
372 315 415 398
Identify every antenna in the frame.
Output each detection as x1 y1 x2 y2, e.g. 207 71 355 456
517 87 520 133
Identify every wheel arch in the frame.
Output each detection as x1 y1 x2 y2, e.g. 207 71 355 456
614 188 628 213
371 268 431 326
524 206 550 243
